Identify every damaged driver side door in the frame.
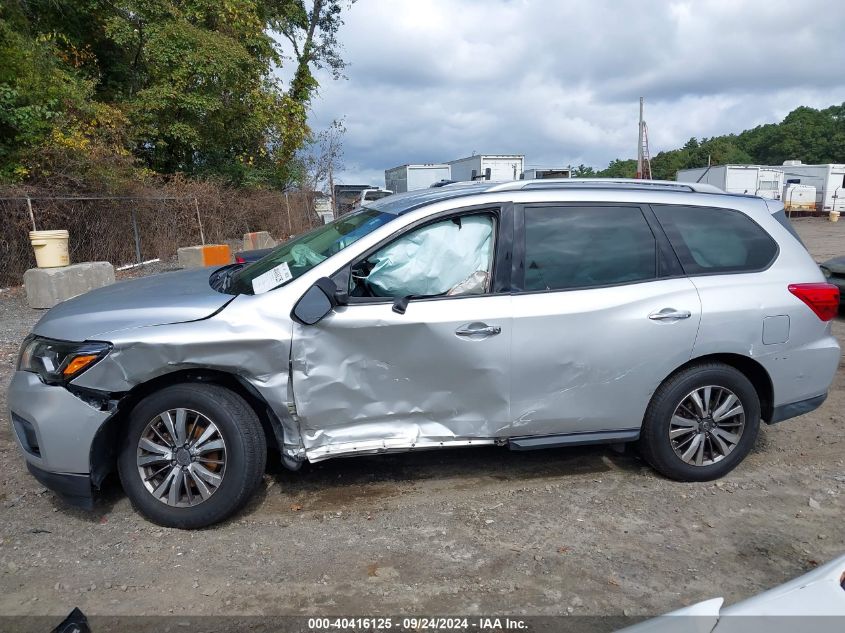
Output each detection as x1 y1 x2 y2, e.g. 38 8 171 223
290 206 513 461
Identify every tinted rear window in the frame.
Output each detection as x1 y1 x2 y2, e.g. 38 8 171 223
653 205 777 274
523 206 656 291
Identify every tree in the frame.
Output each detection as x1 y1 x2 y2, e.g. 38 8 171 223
298 117 345 193
271 0 353 172
597 159 637 178
572 164 595 177
0 3 96 182
595 102 845 178
0 0 354 188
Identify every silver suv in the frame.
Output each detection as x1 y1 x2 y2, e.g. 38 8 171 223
9 180 841 528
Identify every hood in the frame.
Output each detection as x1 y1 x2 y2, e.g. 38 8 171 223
822 256 845 274
33 268 235 341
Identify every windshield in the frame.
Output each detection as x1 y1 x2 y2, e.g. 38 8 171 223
229 208 396 295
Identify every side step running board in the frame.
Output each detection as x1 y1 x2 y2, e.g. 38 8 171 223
508 429 640 451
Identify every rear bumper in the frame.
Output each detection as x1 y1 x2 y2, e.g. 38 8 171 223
759 333 840 412
768 392 827 424
26 462 94 510
828 276 845 304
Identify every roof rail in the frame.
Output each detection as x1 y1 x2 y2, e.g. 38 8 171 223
488 178 724 194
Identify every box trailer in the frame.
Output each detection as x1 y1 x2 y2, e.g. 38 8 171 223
676 165 783 199
521 168 572 180
774 162 845 212
384 164 451 193
447 154 524 182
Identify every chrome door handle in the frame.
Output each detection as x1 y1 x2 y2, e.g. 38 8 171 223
649 308 692 321
455 323 502 338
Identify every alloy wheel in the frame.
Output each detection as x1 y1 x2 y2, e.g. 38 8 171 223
669 385 745 466
136 408 227 507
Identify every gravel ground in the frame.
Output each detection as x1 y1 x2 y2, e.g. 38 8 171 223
0 219 843 622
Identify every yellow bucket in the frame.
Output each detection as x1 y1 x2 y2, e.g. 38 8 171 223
830 211 841 223
29 230 70 268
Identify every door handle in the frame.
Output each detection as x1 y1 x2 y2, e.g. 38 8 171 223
455 323 502 338
649 308 692 321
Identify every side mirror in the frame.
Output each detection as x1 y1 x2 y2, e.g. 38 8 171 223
292 277 339 325
392 295 411 315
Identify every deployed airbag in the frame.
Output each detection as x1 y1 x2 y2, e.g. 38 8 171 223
366 215 493 297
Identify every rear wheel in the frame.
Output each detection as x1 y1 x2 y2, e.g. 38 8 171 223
638 363 760 481
118 383 266 529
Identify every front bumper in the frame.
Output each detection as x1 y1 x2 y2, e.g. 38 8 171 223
8 371 112 499
26 462 94 510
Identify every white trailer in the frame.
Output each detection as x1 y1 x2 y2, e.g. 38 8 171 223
773 162 845 212
447 154 524 182
676 165 783 199
783 184 816 213
384 164 451 193
756 168 784 200
521 167 572 180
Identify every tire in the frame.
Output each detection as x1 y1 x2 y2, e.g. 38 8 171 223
118 383 267 529
638 362 760 481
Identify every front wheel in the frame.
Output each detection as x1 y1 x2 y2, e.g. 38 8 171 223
118 383 266 529
638 363 760 481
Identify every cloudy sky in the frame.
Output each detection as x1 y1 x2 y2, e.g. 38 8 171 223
287 0 845 186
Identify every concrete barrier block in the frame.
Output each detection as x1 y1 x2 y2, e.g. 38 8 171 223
177 244 232 268
243 231 277 251
24 262 115 309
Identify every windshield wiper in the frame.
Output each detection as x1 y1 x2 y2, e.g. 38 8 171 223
209 263 246 294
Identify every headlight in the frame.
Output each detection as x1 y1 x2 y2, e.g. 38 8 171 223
17 336 111 384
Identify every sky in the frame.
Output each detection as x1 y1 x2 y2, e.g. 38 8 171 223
281 0 845 187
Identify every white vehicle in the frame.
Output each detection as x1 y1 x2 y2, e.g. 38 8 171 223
359 188 393 204
447 154 524 182
677 165 784 199
385 164 451 193
621 553 845 632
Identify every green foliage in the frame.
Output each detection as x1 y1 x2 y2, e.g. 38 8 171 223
0 0 350 188
736 105 845 165
597 159 637 178
572 164 595 177
0 5 96 181
648 135 753 180
270 0 351 171
595 103 845 179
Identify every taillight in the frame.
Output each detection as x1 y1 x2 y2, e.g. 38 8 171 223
235 256 246 264
788 283 840 321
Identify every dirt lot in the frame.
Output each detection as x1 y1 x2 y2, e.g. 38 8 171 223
0 218 843 622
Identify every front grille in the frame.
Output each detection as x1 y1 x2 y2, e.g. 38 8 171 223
11 413 40 457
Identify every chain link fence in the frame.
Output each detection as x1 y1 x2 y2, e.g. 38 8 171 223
0 185 320 287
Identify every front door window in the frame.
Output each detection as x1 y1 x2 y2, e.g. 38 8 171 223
350 213 495 299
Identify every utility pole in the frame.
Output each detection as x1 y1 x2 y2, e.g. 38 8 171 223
636 97 652 179
328 162 336 218
637 98 644 179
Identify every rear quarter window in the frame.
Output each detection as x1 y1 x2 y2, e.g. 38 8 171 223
652 205 778 275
